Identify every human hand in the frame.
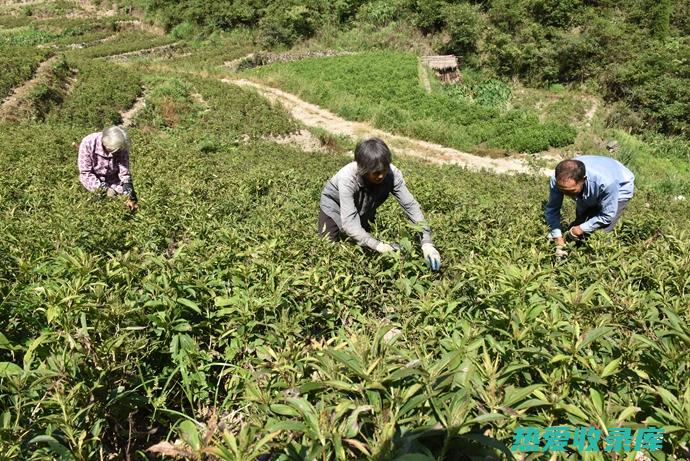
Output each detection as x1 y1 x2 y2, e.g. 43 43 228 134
126 198 139 212
421 243 441 271
568 226 584 239
554 236 566 247
376 242 397 253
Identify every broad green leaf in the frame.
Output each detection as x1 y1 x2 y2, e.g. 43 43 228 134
514 398 551 411
550 354 571 364
28 435 70 455
462 433 515 460
177 298 201 313
326 350 367 378
577 327 613 351
287 397 324 444
270 404 300 417
387 366 425 382
467 413 507 424
0 333 15 350
631 368 650 380
177 420 201 451
560 404 589 421
655 386 681 412
0 362 23 377
589 389 604 413
616 406 640 423
366 390 382 413
265 420 308 432
23 333 50 370
399 393 429 416
214 296 235 307
601 357 621 378
343 405 372 438
503 384 544 407
322 380 361 392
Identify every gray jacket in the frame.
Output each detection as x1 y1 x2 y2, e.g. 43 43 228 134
320 162 433 249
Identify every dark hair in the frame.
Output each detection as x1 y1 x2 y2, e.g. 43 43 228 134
555 159 586 182
354 138 392 175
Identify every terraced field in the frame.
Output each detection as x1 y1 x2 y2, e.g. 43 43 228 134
1 2 689 460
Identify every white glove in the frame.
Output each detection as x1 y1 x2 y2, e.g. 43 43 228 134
376 243 396 253
422 243 441 271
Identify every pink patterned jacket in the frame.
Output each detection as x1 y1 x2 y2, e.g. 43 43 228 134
77 132 136 199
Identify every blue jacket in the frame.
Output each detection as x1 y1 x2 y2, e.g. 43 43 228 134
545 155 635 238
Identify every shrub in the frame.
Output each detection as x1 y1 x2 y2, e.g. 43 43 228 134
0 47 50 99
2 120 689 459
171 21 196 40
49 59 142 127
258 1 323 47
441 2 483 58
356 0 403 26
413 0 447 32
474 79 512 107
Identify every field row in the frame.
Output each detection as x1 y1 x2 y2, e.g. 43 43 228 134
1 72 690 457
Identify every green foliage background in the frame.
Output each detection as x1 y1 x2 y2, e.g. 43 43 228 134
118 0 690 139
245 51 576 154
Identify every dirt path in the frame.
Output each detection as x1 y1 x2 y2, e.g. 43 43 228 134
0 0 43 5
584 97 598 122
67 0 116 18
120 94 146 127
0 56 58 119
114 19 167 36
224 78 549 176
104 42 181 61
264 129 327 153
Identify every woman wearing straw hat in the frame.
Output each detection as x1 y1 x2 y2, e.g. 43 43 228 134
77 126 139 211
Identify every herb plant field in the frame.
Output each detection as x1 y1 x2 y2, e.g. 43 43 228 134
1 4 690 461
0 46 50 100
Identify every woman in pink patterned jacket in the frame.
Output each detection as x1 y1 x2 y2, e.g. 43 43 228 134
78 126 138 211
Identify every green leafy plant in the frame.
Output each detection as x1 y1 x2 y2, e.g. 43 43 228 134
1 7 689 460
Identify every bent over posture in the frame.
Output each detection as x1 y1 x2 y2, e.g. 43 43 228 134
545 155 634 251
78 126 138 211
318 137 441 270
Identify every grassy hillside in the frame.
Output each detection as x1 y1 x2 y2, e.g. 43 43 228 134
1 2 690 459
243 51 576 154
118 0 690 140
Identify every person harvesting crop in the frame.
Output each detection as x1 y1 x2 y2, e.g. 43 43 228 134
318 137 442 270
545 156 634 255
77 126 139 212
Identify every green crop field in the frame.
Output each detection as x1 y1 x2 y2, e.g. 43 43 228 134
0 46 50 100
1 3 689 461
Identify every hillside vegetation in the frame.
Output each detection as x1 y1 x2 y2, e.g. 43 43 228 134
122 0 690 140
1 1 689 460
244 51 576 154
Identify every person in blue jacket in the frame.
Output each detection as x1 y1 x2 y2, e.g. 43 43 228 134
545 155 635 254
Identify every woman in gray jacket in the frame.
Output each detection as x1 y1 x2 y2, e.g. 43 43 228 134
318 137 441 271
